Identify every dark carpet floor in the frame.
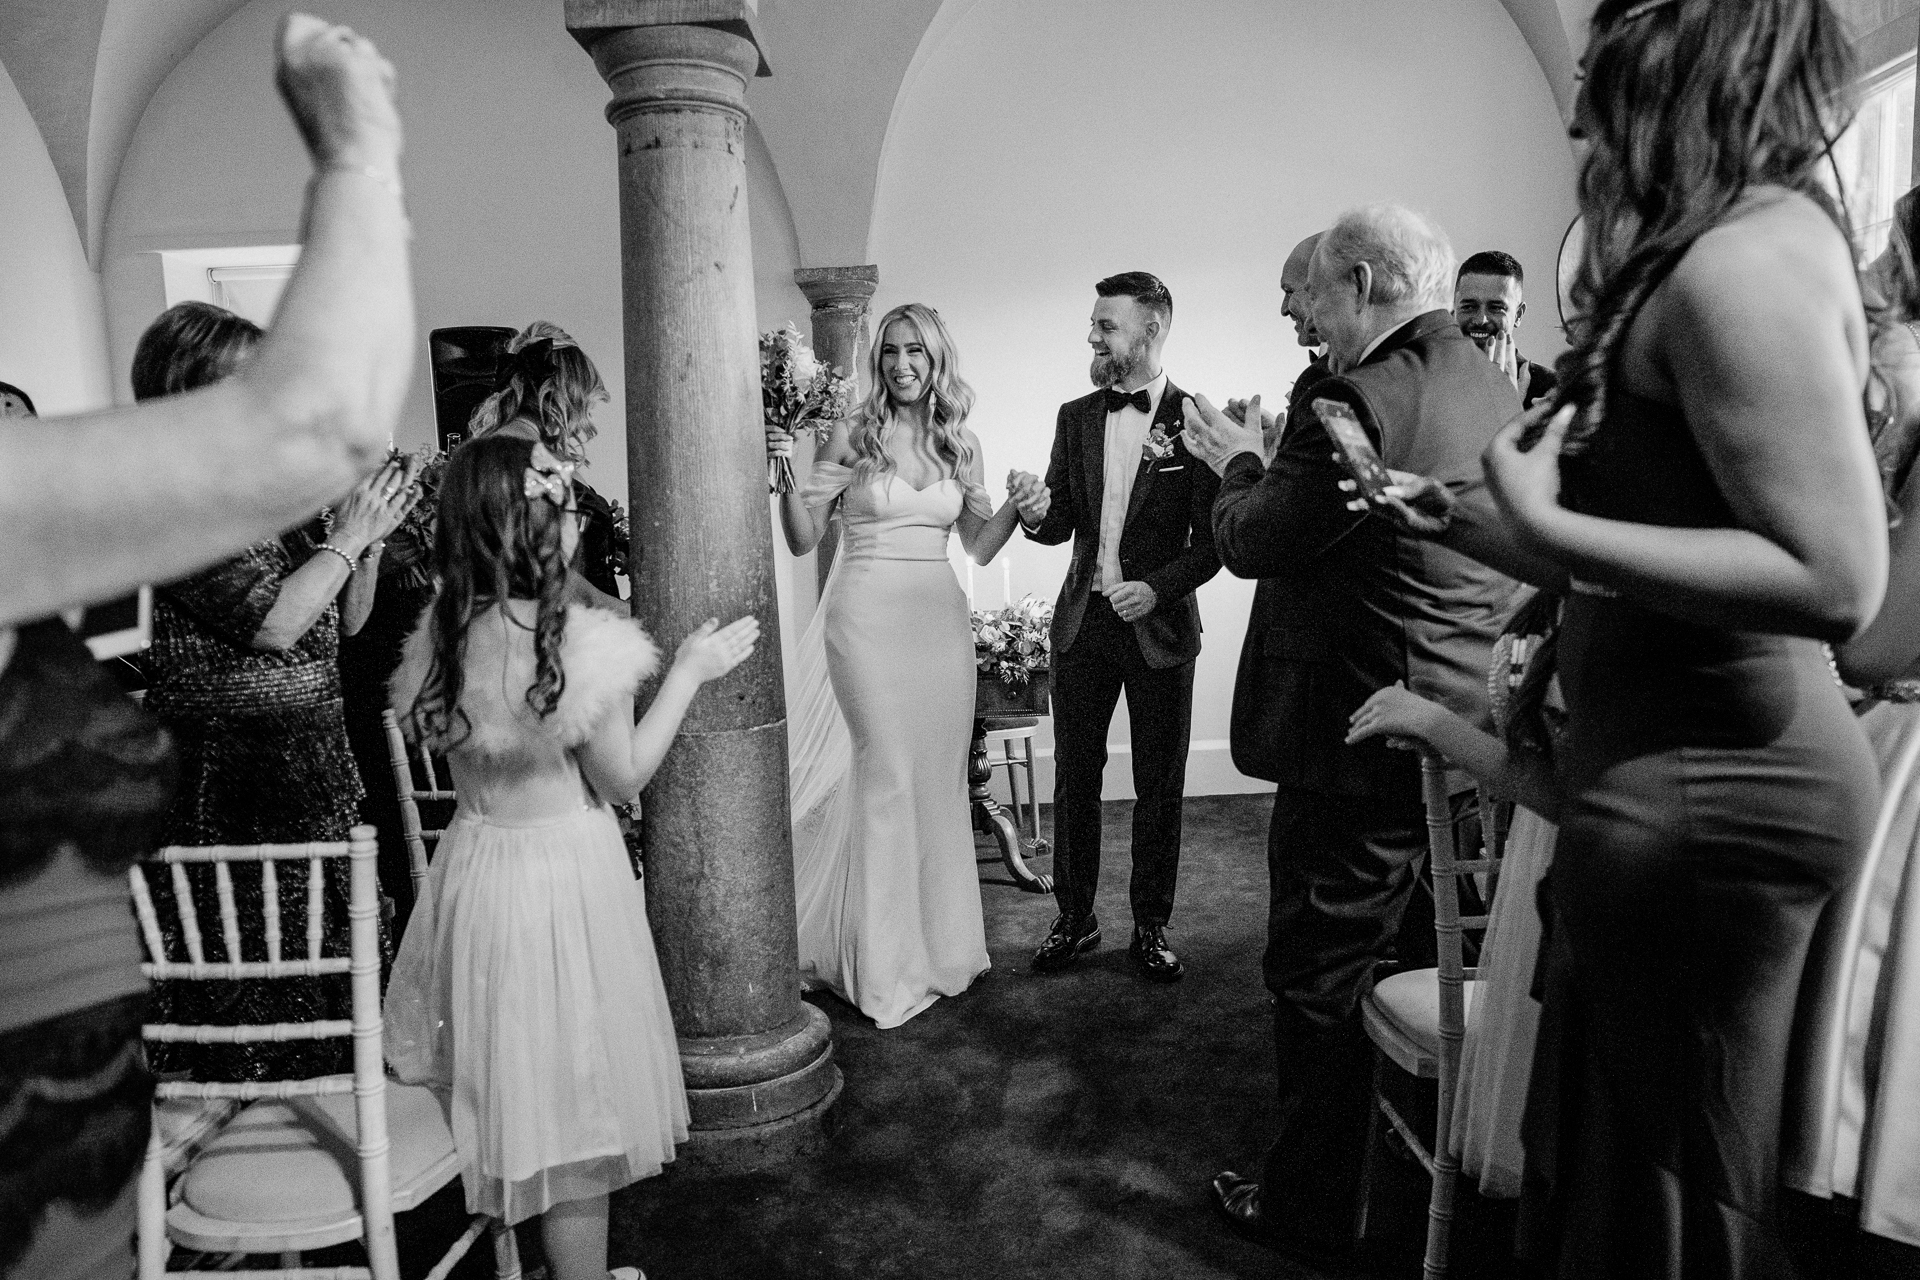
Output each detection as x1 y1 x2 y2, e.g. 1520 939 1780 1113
593 792 1481 1280
317 792 1920 1280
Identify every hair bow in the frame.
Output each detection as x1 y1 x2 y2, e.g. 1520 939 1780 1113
523 460 574 507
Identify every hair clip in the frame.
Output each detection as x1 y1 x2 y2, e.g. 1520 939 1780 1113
523 461 574 507
500 337 561 392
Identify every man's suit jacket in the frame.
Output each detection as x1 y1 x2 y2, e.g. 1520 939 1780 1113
1216 311 1520 795
1026 379 1222 669
1518 356 1558 411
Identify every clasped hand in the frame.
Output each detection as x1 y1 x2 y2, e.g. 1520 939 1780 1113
1007 470 1049 524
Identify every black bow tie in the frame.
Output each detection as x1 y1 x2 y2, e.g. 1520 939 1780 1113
1103 387 1152 416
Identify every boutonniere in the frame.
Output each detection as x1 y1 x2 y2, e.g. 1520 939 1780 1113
1142 426 1176 463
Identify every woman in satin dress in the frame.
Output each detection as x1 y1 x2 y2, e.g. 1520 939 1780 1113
768 304 1031 1028
1475 3 1887 1275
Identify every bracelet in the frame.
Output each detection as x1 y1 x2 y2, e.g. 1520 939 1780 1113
314 542 358 573
316 163 405 204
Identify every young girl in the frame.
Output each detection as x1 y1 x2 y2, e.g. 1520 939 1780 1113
384 435 757 1280
1344 590 1560 1199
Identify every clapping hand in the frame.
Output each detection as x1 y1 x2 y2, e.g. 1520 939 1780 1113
1180 394 1265 476
333 454 421 550
276 14 402 176
1345 681 1440 752
1485 402 1575 533
1226 396 1285 464
1008 470 1050 525
674 616 760 684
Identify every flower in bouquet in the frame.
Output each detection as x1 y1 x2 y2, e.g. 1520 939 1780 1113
763 323 858 494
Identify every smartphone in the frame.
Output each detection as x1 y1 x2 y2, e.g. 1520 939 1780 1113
1314 397 1393 504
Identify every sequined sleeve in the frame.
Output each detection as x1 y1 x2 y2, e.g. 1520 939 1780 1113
158 539 290 649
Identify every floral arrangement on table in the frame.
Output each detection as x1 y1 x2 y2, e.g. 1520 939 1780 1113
972 594 1053 687
762 322 859 494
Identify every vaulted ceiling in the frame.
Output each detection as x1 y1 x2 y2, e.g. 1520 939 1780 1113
1 0 1910 272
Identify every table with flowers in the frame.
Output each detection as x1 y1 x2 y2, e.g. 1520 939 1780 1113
970 596 1054 893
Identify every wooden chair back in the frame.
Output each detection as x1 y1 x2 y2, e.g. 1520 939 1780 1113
382 707 455 898
131 827 400 1279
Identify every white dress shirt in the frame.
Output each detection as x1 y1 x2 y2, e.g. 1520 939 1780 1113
1095 371 1167 592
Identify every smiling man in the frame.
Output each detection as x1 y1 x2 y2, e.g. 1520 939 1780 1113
1016 271 1221 985
1453 250 1557 408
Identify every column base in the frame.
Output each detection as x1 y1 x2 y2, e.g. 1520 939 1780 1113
669 1065 843 1177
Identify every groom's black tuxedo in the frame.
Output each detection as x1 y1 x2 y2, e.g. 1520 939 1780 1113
1027 380 1222 666
1025 376 1220 931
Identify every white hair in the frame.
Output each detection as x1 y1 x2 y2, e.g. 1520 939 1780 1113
1318 204 1457 310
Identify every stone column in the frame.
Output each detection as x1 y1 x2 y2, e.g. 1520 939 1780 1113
567 0 839 1171
793 265 878 586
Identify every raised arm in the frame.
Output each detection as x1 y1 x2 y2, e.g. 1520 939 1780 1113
955 429 1023 564
771 419 854 556
1485 196 1885 642
0 15 414 626
575 616 759 801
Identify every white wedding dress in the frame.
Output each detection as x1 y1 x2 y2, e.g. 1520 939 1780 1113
787 461 992 1028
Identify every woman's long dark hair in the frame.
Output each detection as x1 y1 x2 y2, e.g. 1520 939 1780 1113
406 435 569 748
1556 0 1859 445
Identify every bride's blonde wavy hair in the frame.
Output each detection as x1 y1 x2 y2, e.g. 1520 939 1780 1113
849 303 975 487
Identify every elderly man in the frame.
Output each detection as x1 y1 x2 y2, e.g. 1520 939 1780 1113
1182 205 1520 1256
1454 249 1557 409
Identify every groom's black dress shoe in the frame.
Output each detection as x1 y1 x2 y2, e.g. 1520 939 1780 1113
1129 924 1184 982
1030 913 1099 972
1209 1172 1347 1262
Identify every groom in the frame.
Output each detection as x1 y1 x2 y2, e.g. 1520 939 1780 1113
1013 271 1222 982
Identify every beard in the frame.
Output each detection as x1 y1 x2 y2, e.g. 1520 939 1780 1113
1089 339 1146 388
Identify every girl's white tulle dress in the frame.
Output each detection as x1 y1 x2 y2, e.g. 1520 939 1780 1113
384 602 688 1225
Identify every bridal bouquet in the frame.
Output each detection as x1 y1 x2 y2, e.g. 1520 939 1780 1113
762 323 858 494
972 594 1053 686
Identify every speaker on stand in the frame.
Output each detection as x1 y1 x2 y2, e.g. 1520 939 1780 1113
428 326 517 454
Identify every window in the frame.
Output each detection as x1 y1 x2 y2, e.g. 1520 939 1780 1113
1834 53 1915 261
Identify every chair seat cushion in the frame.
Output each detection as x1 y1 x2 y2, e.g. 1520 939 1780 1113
1363 969 1478 1077
176 1078 460 1229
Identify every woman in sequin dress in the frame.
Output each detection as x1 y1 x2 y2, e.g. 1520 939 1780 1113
137 302 419 1082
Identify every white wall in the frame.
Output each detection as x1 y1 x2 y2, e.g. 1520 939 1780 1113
0 60 112 416
102 0 810 502
102 0 814 654
870 0 1580 798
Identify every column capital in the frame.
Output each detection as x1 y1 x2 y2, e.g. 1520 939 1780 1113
793 265 879 314
566 0 770 76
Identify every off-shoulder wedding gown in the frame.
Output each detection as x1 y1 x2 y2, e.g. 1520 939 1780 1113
787 462 992 1028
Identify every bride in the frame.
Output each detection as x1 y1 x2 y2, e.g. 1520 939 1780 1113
768 303 1038 1028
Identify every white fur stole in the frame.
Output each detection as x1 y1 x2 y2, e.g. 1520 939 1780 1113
389 602 660 756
